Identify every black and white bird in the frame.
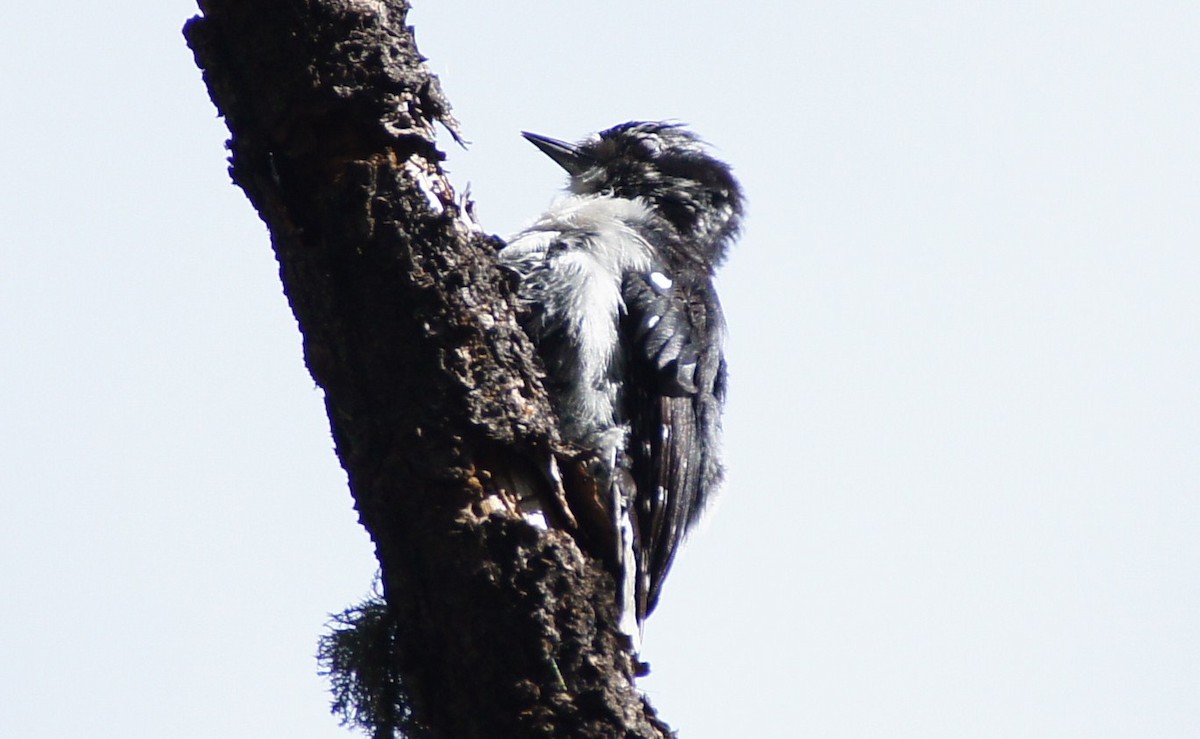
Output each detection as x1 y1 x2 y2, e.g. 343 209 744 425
499 122 743 646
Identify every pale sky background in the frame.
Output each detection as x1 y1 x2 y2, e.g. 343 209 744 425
2 2 1198 737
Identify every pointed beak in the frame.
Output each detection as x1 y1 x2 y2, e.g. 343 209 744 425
522 131 594 176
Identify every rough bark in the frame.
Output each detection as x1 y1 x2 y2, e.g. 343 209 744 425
184 1 671 737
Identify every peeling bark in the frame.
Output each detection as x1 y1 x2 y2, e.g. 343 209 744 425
184 1 671 737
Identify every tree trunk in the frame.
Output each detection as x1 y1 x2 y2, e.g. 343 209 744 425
184 1 671 736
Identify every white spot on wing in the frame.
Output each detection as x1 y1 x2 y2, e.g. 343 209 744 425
649 271 673 290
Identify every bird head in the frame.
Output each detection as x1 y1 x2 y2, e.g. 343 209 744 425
523 121 744 268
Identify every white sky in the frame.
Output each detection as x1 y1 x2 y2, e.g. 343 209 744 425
2 2 1198 737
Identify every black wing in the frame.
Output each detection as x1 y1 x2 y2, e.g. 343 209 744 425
621 270 727 622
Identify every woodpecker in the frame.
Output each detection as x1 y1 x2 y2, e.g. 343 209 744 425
500 121 743 645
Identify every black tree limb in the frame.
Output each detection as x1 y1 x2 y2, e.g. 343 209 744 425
184 1 671 736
